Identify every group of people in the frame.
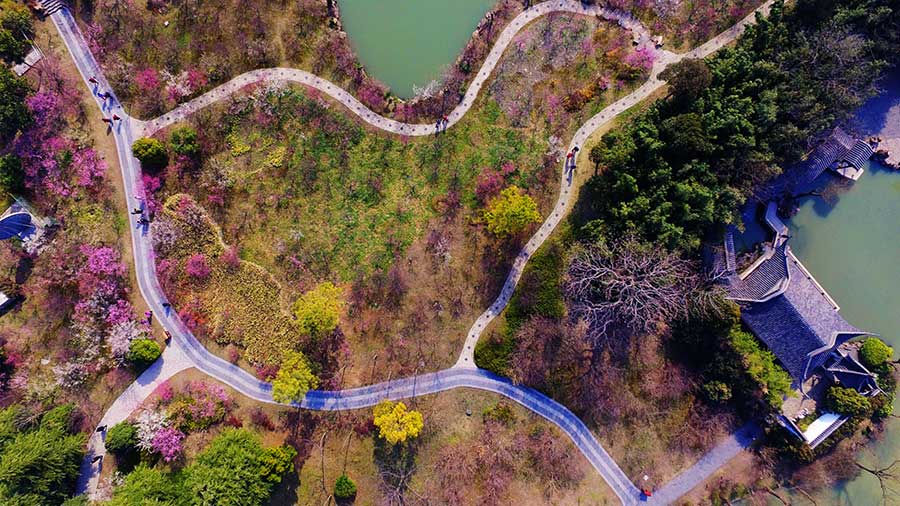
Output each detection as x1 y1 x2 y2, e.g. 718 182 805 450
89 76 120 120
434 115 450 135
130 205 150 226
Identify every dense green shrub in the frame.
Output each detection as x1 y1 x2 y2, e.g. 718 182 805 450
859 337 893 370
870 392 894 420
0 6 33 64
825 386 871 417
474 332 517 376
729 328 793 409
482 402 516 425
127 338 162 366
702 381 733 404
105 422 138 455
334 474 357 500
572 0 888 251
169 126 200 158
0 154 23 196
39 404 75 432
108 464 185 506
483 186 541 237
132 137 168 172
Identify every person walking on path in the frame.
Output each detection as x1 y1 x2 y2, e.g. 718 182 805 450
144 310 153 325
137 216 150 226
442 115 449 132
88 76 98 85
130 207 143 215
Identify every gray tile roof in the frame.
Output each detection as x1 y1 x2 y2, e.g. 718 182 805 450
734 249 868 383
824 353 880 393
756 127 873 200
728 242 789 302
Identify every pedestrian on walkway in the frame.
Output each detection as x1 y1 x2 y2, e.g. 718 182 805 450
112 114 121 122
144 310 153 325
164 330 172 343
435 119 441 136
130 207 142 215
88 76 98 85
101 117 113 125
137 216 150 226
442 115 449 131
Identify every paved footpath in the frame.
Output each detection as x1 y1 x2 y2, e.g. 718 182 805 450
138 0 653 137
51 0 774 502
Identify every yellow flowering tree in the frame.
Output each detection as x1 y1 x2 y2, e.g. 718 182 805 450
372 400 424 445
293 282 343 337
483 185 541 237
271 350 318 404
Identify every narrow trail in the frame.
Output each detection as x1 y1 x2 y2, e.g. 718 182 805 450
49 0 774 503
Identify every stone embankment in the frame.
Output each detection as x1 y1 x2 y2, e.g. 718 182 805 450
872 136 900 169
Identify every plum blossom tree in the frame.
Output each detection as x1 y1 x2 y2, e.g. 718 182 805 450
108 320 144 365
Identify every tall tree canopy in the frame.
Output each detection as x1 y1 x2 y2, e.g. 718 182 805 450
0 66 31 144
574 0 891 251
271 350 318 404
183 429 296 506
0 404 86 505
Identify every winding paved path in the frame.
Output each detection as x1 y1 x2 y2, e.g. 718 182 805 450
138 1 655 138
50 0 774 503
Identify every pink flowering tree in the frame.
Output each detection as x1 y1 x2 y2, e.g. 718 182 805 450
358 78 387 112
151 427 185 462
220 246 241 271
141 174 162 214
135 68 162 95
165 380 233 430
106 299 134 325
186 68 208 95
185 253 211 280
73 147 107 191
624 46 656 75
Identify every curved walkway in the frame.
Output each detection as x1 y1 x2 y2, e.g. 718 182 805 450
138 0 655 137
50 0 775 503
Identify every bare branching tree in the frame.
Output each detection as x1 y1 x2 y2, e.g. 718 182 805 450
565 236 717 344
856 460 900 504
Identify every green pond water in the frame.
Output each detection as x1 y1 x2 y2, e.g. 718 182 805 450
338 0 495 98
778 72 900 505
